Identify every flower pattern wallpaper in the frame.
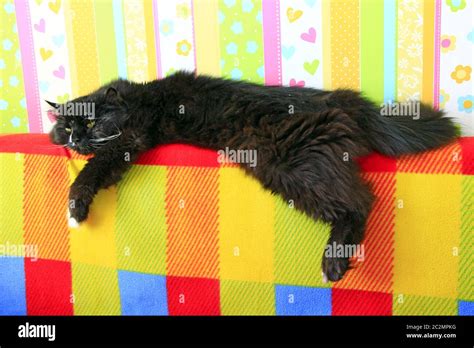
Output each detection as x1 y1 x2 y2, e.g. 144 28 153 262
0 0 472 135
440 0 473 132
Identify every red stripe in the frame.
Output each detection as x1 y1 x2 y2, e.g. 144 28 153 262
166 276 220 316
332 288 392 316
460 137 474 175
4 134 472 170
25 259 73 315
357 152 397 172
137 144 221 167
0 134 67 156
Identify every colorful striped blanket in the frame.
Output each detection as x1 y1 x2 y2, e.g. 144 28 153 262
0 134 472 315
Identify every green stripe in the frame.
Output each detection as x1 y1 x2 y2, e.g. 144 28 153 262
94 1 119 84
115 165 167 275
218 0 264 83
274 196 331 287
393 294 457 315
220 280 275 315
72 263 121 315
459 176 473 300
360 0 384 103
0 1 28 134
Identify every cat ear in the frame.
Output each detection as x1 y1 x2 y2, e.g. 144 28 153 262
105 87 122 104
45 100 60 109
47 110 58 122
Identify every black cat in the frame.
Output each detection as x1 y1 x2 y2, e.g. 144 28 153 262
48 71 458 282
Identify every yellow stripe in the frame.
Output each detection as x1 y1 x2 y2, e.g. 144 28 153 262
123 0 149 82
394 173 460 298
64 0 78 97
68 160 118 269
68 0 100 95
219 168 275 283
144 0 157 80
397 0 424 101
0 154 25 247
330 0 360 90
422 0 435 105
322 0 331 90
193 0 220 76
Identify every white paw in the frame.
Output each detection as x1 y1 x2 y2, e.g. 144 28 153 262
67 211 79 229
322 272 328 284
68 217 79 228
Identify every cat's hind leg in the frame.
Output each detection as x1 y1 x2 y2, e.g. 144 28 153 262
320 187 372 282
245 109 373 282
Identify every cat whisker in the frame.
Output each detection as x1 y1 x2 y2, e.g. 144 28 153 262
90 131 122 143
37 144 69 149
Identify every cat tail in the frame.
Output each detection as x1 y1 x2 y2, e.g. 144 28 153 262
327 90 460 157
361 102 459 157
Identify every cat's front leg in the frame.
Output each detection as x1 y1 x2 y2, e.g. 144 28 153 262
68 183 95 227
68 133 148 227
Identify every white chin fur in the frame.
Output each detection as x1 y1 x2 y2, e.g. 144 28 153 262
322 272 328 284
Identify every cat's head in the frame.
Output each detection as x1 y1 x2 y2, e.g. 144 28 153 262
48 81 129 155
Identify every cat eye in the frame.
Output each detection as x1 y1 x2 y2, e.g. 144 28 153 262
65 127 71 133
87 121 95 129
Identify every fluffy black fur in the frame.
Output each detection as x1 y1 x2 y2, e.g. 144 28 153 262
49 71 458 282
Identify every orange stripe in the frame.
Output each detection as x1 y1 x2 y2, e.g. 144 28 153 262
165 167 220 279
398 142 461 174
23 155 70 261
362 173 395 292
355 178 394 291
335 172 396 293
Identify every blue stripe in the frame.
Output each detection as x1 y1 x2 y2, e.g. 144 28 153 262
118 271 168 315
0 257 27 315
113 0 127 79
275 285 331 316
383 0 396 102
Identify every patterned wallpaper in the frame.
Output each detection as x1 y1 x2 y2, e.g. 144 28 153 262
0 0 472 134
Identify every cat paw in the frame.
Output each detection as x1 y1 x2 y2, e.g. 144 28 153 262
322 256 349 283
67 211 80 229
68 190 92 227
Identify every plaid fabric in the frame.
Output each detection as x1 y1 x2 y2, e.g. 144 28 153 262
0 134 472 316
